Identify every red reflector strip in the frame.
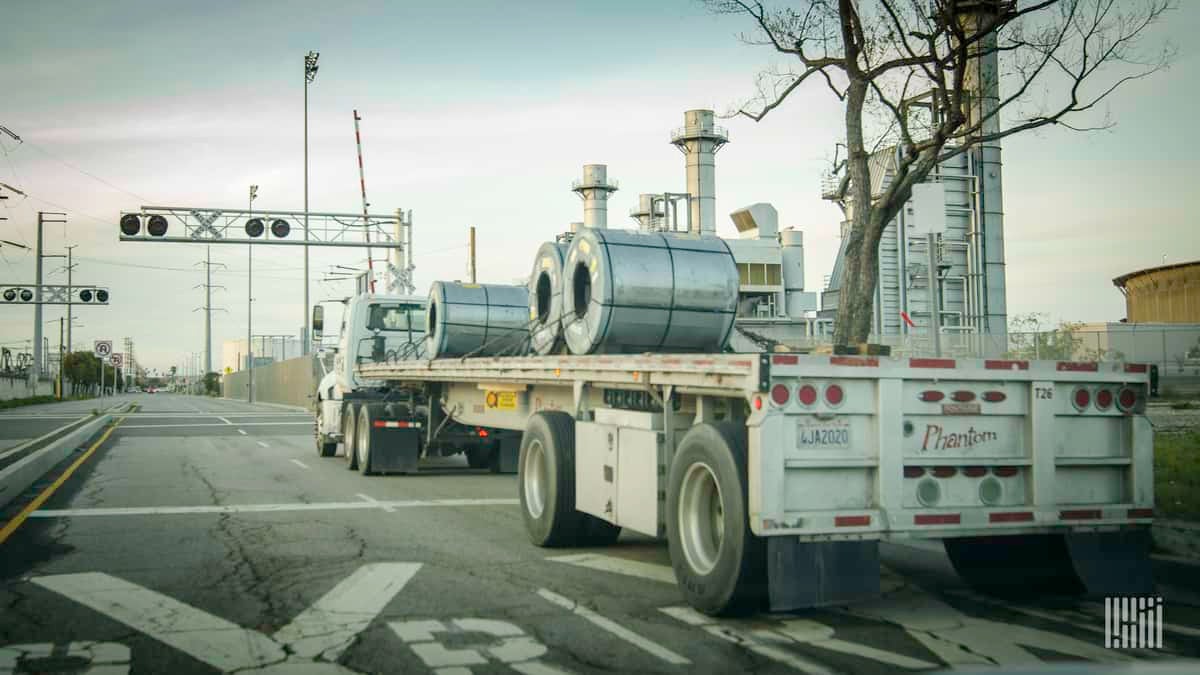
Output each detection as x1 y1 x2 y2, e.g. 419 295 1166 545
1128 508 1154 519
903 466 925 478
830 356 878 367
989 511 1034 523
910 358 956 369
1057 361 1099 372
1060 509 1102 520
951 390 976 402
992 466 1019 477
1124 363 1148 373
772 354 799 365
985 359 1029 370
962 466 988 477
931 466 957 478
835 515 871 527
982 391 1007 403
372 420 420 429
915 513 961 525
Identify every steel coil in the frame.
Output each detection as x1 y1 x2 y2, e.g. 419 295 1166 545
561 229 739 354
527 241 568 355
425 281 530 358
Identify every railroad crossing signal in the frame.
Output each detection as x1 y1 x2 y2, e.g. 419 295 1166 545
94 340 113 359
110 353 123 368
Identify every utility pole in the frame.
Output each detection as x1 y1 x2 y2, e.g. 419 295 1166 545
468 226 476 284
304 50 320 354
195 247 226 375
64 244 77 354
248 185 258 403
33 212 67 385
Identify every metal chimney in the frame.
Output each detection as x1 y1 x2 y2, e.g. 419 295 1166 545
571 164 618 228
670 110 728 237
629 193 665 232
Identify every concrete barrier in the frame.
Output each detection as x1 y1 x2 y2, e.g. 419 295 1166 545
223 355 320 409
0 413 112 509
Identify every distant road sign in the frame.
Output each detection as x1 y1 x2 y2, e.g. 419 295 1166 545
110 353 123 368
224 366 232 374
94 340 113 358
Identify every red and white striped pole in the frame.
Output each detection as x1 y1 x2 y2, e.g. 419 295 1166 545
353 109 376 293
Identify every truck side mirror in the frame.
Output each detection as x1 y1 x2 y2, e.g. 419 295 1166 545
312 305 324 339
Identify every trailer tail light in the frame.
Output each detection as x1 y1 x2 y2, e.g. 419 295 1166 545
915 513 960 525
962 466 988 478
477 428 490 437
770 384 790 407
982 391 1006 403
1117 387 1138 412
834 515 871 527
753 396 763 410
919 390 944 403
1072 388 1090 411
903 466 925 478
931 466 957 478
824 384 844 407
951 390 976 403
1128 508 1154 519
1095 389 1113 410
989 511 1034 523
796 384 818 406
992 466 1019 477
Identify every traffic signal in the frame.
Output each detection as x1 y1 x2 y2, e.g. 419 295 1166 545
245 218 265 238
270 219 290 238
2 288 16 302
19 288 32 302
77 287 110 304
120 213 141 236
147 215 168 237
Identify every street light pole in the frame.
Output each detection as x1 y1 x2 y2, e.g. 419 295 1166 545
248 185 258 403
304 50 319 355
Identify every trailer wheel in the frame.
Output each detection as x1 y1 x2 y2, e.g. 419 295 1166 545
356 404 377 475
666 422 765 616
519 412 586 547
315 400 337 457
342 404 359 470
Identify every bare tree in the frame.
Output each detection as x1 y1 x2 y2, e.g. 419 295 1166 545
705 0 1175 346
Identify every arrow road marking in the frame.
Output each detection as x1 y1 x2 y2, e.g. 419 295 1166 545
31 563 420 672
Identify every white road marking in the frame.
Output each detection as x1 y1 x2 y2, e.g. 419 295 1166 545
390 618 572 674
955 591 1197 645
30 498 519 518
537 588 689 665
118 421 313 429
290 459 310 469
274 562 421 660
217 416 233 425
357 493 396 513
257 441 270 448
33 564 420 671
775 619 937 669
660 607 835 675
546 553 676 585
237 429 247 435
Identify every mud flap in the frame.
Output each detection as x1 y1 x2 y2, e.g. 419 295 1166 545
370 428 421 474
491 434 520 474
767 538 881 611
1065 529 1155 597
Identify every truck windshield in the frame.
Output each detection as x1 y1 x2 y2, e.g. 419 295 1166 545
367 304 426 335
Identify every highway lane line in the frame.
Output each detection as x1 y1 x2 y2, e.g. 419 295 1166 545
118 422 313 429
237 429 247 435
546 553 675 585
217 416 233 425
536 588 690 665
357 493 396 513
29 498 519 518
774 620 937 669
257 441 270 448
0 409 132 545
660 606 835 675
290 459 310 469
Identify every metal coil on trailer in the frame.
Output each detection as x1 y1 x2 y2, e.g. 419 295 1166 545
561 228 739 355
425 281 530 358
527 241 568 355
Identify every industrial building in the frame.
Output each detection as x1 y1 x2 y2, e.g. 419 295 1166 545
1113 260 1200 324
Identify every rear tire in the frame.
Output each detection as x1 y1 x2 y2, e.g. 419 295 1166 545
519 412 586 547
356 404 376 475
342 404 359 471
315 402 337 458
666 422 765 616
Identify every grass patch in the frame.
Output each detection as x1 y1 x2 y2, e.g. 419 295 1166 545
1155 431 1200 521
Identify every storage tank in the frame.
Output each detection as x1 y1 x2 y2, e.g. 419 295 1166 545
425 281 530 358
781 227 807 317
561 228 739 354
528 241 569 355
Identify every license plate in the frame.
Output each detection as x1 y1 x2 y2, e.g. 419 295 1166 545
796 420 850 448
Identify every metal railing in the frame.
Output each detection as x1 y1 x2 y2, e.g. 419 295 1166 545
669 124 729 143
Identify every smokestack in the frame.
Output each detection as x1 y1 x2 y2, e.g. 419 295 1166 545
571 164 618 228
629 193 665 232
670 110 728 237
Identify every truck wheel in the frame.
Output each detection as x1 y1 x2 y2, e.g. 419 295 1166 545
356 404 376 475
666 422 765 616
519 412 585 547
315 402 337 458
342 404 359 470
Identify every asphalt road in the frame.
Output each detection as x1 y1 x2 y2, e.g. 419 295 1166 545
1 394 1198 674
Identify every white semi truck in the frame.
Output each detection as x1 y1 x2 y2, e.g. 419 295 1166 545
312 293 521 475
352 349 1157 615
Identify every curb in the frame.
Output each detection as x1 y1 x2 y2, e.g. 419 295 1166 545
0 413 113 509
1152 519 1200 559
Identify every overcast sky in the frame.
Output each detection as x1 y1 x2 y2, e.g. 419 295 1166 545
2 0 1197 373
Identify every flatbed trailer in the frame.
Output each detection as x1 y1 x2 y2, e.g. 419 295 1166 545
358 352 1156 615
